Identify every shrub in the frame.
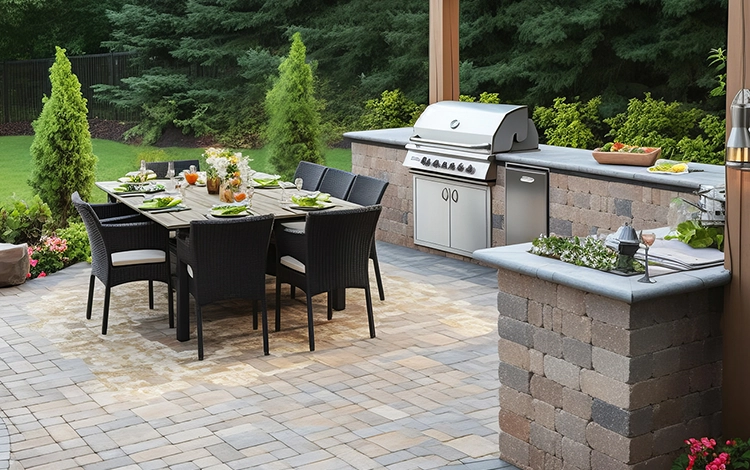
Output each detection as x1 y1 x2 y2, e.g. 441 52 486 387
0 195 52 246
265 32 324 180
360 89 425 130
55 221 90 263
459 92 501 103
27 236 68 279
28 46 97 227
604 93 704 160
533 97 604 149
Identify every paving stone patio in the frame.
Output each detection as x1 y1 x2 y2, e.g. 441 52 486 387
0 242 518 470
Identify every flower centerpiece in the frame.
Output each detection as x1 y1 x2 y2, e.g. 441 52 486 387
202 147 254 201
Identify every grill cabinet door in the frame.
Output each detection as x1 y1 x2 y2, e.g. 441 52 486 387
450 182 490 254
506 164 549 245
414 176 450 247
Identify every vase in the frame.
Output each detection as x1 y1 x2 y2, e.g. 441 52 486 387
206 177 221 194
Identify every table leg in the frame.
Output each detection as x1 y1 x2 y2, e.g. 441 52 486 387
176 258 190 341
331 288 345 311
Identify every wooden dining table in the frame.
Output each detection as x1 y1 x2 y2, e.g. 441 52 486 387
96 179 361 341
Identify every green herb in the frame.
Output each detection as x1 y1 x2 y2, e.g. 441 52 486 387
664 220 724 251
291 192 331 207
140 197 181 209
530 234 618 271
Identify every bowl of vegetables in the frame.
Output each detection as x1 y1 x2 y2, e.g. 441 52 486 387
592 142 661 167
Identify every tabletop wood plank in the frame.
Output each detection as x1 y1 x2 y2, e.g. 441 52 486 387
95 180 360 230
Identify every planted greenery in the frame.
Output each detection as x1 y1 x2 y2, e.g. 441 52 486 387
665 220 724 251
0 195 52 246
29 47 97 227
360 89 424 130
530 234 618 271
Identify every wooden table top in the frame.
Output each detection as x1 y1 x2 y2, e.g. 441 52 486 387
95 180 360 230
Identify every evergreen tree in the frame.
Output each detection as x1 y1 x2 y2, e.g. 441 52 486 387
29 46 97 226
265 32 324 180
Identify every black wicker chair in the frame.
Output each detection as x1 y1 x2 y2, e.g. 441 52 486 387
176 215 274 359
317 168 355 199
72 192 174 335
346 175 389 301
275 205 382 351
145 159 200 178
293 161 328 191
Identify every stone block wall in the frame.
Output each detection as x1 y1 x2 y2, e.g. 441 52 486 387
351 141 698 261
494 267 723 469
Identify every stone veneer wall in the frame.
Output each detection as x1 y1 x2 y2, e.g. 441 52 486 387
351 141 698 260
494 267 723 469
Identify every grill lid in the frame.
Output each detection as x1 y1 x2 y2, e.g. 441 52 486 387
409 101 538 155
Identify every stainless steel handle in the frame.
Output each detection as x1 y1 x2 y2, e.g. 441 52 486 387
442 188 450 201
410 136 491 150
520 176 535 183
451 189 458 203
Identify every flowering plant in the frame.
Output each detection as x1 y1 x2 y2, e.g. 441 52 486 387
27 235 69 279
202 147 254 189
672 437 750 470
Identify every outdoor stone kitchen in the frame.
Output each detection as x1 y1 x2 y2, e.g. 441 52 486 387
347 119 730 469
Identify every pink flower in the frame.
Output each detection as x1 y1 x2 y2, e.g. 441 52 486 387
38 272 46 278
26 272 31 278
29 258 38 267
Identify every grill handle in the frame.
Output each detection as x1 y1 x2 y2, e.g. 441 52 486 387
410 136 491 151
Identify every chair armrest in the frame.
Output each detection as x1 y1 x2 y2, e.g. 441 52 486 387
98 221 170 254
101 213 150 224
91 202 139 220
275 225 307 264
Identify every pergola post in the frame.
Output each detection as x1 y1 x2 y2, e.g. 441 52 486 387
723 0 750 438
428 0 459 103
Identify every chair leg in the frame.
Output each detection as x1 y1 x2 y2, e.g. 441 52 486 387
372 247 385 301
86 275 96 320
167 275 174 329
275 277 282 332
197 304 204 360
261 298 269 356
102 286 111 335
306 292 315 352
327 292 333 320
365 285 376 339
252 300 258 331
291 286 296 299
148 280 154 309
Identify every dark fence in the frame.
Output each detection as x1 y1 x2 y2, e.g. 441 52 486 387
0 51 140 123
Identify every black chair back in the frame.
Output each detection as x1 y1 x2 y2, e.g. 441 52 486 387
72 192 108 281
294 161 328 191
303 205 382 296
318 168 356 199
146 160 200 178
346 175 389 206
187 215 274 307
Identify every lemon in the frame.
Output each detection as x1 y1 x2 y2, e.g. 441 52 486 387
670 163 688 173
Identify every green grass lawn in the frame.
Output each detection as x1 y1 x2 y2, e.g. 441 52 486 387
0 136 352 203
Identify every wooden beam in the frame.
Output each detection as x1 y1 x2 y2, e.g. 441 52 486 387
723 0 750 439
429 0 459 103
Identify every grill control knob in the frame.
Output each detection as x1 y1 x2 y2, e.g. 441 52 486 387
441 161 448 169
457 163 465 172
448 162 456 170
432 160 440 168
466 164 475 174
420 156 429 166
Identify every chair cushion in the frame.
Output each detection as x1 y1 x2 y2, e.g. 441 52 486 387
280 221 306 232
111 249 166 267
280 255 305 273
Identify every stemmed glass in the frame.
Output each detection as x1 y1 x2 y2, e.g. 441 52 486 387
166 161 176 190
294 177 304 193
638 231 656 284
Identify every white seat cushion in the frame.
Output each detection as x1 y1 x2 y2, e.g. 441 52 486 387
280 255 305 273
281 221 306 232
111 249 166 267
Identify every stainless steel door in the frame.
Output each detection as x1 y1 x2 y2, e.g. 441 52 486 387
506 164 549 245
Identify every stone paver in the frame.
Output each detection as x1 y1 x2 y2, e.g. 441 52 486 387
0 242 518 469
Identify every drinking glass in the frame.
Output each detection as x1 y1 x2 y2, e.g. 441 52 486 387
295 177 304 192
638 231 656 284
166 161 176 189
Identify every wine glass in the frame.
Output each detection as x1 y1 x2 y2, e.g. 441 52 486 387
166 161 176 189
638 231 656 284
294 177 304 192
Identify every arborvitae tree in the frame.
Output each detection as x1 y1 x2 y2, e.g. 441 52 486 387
29 46 97 226
265 32 324 180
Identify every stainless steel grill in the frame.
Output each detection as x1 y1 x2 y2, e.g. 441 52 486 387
403 101 539 180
